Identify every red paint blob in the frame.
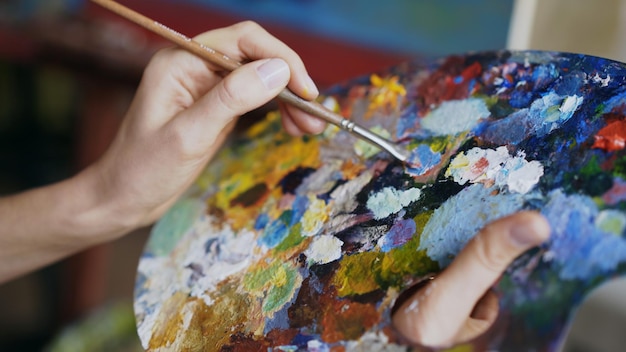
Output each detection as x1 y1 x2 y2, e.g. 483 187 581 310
592 120 626 152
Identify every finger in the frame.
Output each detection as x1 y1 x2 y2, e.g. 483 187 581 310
280 103 327 135
167 58 291 158
127 47 222 131
193 21 319 101
279 105 304 137
454 290 499 343
469 289 499 321
392 211 550 347
443 211 550 305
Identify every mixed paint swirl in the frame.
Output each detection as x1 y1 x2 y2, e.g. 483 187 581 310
134 51 626 351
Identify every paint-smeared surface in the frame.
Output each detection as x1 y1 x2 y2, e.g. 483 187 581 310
135 51 626 351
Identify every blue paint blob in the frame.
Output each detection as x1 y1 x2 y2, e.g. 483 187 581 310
602 90 626 114
259 218 289 248
419 184 525 267
543 190 626 280
481 109 531 145
532 64 559 90
396 102 419 138
291 195 309 226
554 70 585 95
481 91 583 146
510 89 534 108
405 144 442 176
255 213 270 230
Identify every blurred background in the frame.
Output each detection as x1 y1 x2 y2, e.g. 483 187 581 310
0 0 624 351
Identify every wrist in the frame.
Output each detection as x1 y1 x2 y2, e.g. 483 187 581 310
62 166 141 246
0 166 143 282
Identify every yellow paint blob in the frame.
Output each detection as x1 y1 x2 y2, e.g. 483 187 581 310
367 74 407 114
332 252 381 296
302 196 330 236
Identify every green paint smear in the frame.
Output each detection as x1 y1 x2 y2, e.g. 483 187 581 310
375 236 438 290
580 155 603 175
498 269 592 331
147 198 203 256
354 125 390 158
405 135 453 155
334 252 382 296
334 212 439 296
274 222 305 252
612 155 626 179
375 212 437 289
564 155 613 197
243 262 301 316
442 344 474 352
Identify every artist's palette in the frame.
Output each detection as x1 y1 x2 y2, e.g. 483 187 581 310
134 51 626 351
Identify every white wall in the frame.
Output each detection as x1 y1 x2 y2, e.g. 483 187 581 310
508 0 626 63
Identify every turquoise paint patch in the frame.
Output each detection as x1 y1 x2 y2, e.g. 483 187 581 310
421 98 490 136
147 198 203 256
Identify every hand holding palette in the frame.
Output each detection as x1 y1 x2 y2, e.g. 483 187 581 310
134 50 626 351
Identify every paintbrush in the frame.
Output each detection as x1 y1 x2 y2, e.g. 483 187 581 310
90 0 412 163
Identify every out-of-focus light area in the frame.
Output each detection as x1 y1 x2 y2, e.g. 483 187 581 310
177 0 514 57
0 0 625 351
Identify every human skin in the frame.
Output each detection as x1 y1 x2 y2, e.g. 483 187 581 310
0 21 324 284
392 211 551 348
0 21 551 349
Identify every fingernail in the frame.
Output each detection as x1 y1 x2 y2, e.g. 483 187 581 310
257 58 289 90
303 75 319 98
510 215 549 248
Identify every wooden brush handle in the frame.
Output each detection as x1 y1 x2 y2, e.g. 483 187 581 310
90 0 345 124
90 0 409 162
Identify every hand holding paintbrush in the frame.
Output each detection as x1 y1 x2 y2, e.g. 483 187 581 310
90 0 411 163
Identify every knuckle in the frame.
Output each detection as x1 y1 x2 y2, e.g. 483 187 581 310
473 229 511 274
147 47 176 68
143 47 184 82
216 78 245 115
232 20 262 35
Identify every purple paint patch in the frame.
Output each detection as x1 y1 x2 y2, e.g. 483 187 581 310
378 218 417 252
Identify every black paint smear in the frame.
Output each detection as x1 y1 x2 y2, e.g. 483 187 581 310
345 289 387 306
335 224 390 255
405 180 465 216
280 166 316 195
230 183 268 207
309 260 340 280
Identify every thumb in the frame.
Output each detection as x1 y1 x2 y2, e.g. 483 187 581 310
392 211 550 347
208 58 290 118
173 58 290 149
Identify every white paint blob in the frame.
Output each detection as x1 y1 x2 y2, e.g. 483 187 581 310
445 146 543 194
366 187 422 220
304 235 344 265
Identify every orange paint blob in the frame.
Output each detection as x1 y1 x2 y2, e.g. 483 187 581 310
592 120 626 152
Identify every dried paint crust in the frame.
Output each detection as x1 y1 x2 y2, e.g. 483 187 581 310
134 51 626 351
